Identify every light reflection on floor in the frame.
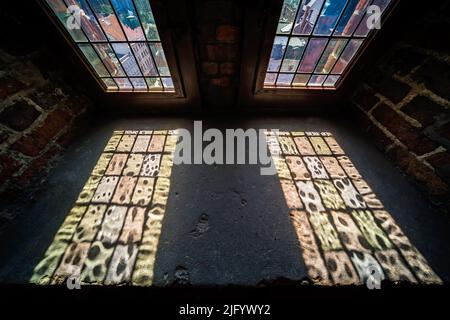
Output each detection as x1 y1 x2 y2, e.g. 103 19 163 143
30 130 177 285
266 131 442 285
30 128 442 286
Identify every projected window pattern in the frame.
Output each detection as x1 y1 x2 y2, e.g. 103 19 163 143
264 0 393 89
45 0 175 92
267 131 442 285
31 130 177 285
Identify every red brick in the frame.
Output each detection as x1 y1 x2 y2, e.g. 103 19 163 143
0 154 21 186
204 44 238 61
0 99 41 131
401 95 445 127
202 62 218 76
0 76 26 100
427 151 450 168
0 129 9 145
18 146 60 186
439 122 450 141
413 59 450 100
353 87 379 111
216 25 238 42
220 62 236 75
28 84 64 110
371 77 411 104
426 151 450 184
210 76 231 87
387 146 449 196
11 108 72 156
372 103 438 155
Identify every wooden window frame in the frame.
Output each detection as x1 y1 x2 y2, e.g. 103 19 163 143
238 0 401 112
38 0 200 112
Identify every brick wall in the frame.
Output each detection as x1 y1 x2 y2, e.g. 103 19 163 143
0 3 93 227
194 0 243 110
350 1 450 214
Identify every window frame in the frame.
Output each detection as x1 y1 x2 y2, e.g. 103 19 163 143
238 0 400 110
38 0 200 111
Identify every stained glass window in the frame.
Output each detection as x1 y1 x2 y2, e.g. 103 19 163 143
264 0 393 89
45 0 175 92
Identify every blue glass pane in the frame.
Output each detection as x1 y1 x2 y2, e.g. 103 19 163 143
334 0 371 36
112 43 142 76
277 0 302 34
87 0 126 41
110 0 146 41
64 0 107 41
46 0 87 42
313 0 348 36
134 0 160 41
292 0 325 35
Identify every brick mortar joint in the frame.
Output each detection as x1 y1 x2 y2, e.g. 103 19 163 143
360 104 440 165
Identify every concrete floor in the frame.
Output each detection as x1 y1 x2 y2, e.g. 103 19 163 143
0 116 449 285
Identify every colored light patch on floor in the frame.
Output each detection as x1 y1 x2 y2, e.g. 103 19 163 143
267 131 442 286
30 130 177 286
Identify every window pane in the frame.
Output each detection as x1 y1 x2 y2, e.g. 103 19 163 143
78 44 109 77
293 0 325 35
101 78 118 90
314 38 348 73
264 73 277 86
146 77 163 91
297 38 328 73
87 0 126 41
276 73 295 86
149 43 171 76
308 74 327 86
45 0 87 42
93 43 126 76
292 74 310 86
263 0 394 90
323 75 340 86
268 36 288 72
112 43 142 76
134 0 160 41
131 43 158 76
46 0 176 93
280 37 307 72
332 39 362 74
277 0 302 34
313 0 348 36
334 0 371 36
161 77 175 91
354 0 392 37
114 77 133 90
110 0 145 41
130 77 148 90
65 0 106 41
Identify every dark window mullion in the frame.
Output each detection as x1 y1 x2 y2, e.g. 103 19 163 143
313 37 332 76
314 0 351 87
280 0 305 87
273 37 290 85
84 0 127 88
289 37 310 86
129 0 153 91
61 0 117 90
326 39 350 79
107 0 142 91
351 0 377 37
289 0 328 87
310 0 329 36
